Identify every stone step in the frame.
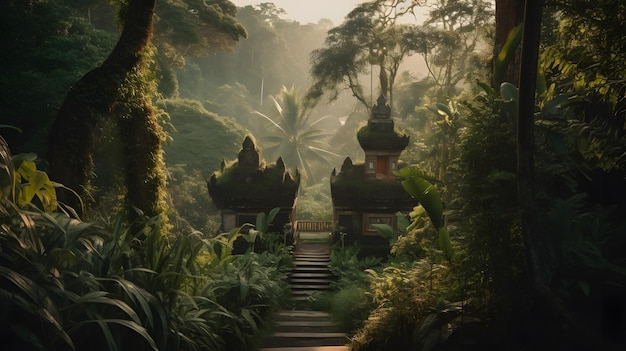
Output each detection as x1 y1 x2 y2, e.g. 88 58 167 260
272 332 347 338
291 266 332 271
293 256 331 260
294 250 330 255
275 310 332 319
293 260 330 265
294 253 330 257
262 333 348 348
290 281 332 287
289 272 334 278
292 290 328 297
272 325 343 334
259 310 349 349
274 320 338 327
294 255 330 260
294 249 330 255
292 266 332 275
259 239 346 350
258 347 349 351
291 284 331 290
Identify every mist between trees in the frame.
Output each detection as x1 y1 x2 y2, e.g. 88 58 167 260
1 0 625 350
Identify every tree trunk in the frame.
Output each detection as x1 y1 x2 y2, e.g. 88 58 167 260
517 0 543 294
494 0 524 87
118 101 166 218
47 0 158 216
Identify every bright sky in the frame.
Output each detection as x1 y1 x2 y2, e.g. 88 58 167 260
231 0 365 25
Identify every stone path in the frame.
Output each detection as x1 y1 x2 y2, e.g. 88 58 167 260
257 235 350 351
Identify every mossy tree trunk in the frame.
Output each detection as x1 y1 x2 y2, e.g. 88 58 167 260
48 0 165 217
118 100 166 218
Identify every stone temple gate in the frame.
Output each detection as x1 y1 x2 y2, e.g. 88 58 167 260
207 95 417 256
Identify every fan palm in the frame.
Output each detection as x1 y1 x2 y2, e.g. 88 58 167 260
254 86 340 183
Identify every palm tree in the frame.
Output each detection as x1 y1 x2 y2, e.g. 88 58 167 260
254 86 340 183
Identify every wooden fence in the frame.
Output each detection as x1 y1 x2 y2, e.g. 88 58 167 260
295 221 333 232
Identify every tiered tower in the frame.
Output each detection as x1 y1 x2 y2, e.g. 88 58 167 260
330 95 415 256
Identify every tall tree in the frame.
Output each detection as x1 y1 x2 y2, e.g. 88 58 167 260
47 0 246 216
0 0 116 156
417 0 493 100
48 0 159 215
307 1 415 110
153 0 246 97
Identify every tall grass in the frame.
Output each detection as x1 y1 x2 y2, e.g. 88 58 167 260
0 137 293 350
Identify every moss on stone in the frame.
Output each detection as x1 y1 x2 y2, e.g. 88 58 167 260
331 163 415 208
357 125 410 150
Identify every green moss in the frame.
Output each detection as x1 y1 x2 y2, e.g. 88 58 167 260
211 161 298 200
331 163 414 205
159 98 247 174
357 125 410 150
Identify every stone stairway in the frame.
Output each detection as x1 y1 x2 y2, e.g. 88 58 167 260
257 236 349 351
290 241 334 302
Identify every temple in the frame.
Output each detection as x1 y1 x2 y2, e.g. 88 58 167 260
330 95 416 256
207 136 300 250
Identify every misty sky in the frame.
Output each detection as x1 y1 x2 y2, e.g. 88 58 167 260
231 1 429 26
231 0 362 25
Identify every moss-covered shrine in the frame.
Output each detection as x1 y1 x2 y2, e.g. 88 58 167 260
207 136 300 239
331 95 416 256
207 96 416 256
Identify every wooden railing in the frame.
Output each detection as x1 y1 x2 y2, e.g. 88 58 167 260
295 221 333 232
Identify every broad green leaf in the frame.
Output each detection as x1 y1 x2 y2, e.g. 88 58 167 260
371 223 398 242
71 319 158 351
536 69 547 95
0 139 15 199
477 80 498 97
435 102 452 117
0 266 41 303
395 212 410 234
395 166 440 183
397 166 443 229
267 207 281 227
109 278 155 328
494 24 523 86
50 248 79 267
13 155 37 183
255 212 267 234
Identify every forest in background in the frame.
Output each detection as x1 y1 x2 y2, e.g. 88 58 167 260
1 0 494 232
1 0 626 350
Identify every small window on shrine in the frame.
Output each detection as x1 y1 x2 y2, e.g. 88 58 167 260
391 161 396 170
369 162 374 169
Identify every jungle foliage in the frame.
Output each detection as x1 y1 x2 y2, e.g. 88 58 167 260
0 136 293 350
1 0 626 350
314 1 626 350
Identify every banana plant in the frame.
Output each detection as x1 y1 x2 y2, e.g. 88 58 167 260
0 137 58 211
428 101 459 131
371 212 409 245
242 207 281 251
494 23 523 88
395 166 452 260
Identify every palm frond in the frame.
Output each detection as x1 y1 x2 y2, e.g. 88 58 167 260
252 110 287 135
308 145 342 158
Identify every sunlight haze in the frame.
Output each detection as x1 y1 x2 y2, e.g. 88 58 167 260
231 0 365 25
